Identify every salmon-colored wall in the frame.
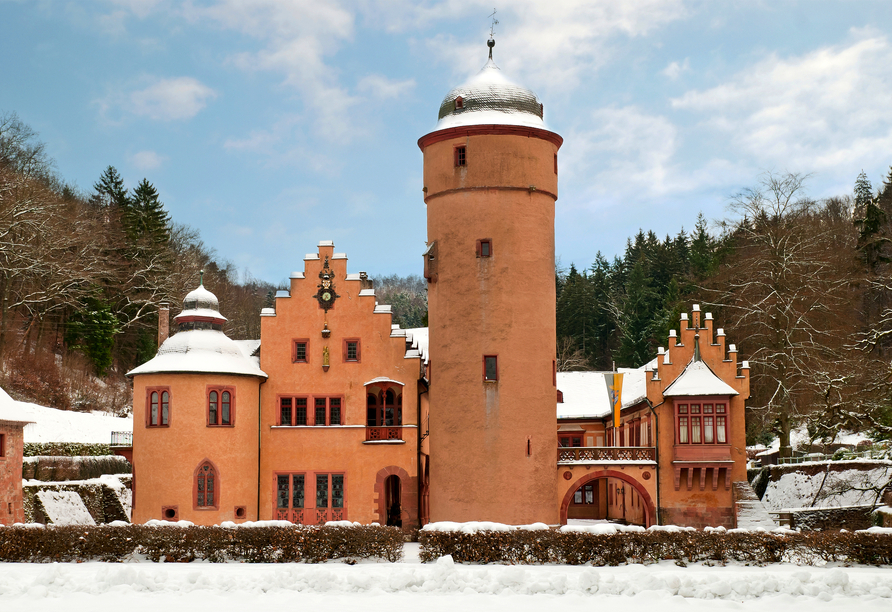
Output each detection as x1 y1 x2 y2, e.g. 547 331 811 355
131 373 262 525
0 421 26 524
259 244 422 527
423 128 561 524
649 309 750 527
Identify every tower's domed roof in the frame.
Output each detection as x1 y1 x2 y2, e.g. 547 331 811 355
127 281 265 378
175 282 227 323
436 45 545 130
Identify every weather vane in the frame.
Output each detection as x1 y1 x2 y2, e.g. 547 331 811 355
488 8 498 59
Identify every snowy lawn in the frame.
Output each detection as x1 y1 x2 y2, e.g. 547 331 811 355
0 544 890 611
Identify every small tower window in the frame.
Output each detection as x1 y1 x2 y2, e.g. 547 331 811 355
476 239 492 258
454 96 464 109
455 146 466 167
483 355 498 382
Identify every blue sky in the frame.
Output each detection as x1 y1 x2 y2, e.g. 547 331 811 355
3 1 891 284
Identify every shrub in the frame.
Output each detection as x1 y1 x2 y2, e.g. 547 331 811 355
0 523 404 563
23 443 111 457
418 529 892 566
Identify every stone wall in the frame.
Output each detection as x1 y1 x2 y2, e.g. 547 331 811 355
660 505 734 528
0 422 25 524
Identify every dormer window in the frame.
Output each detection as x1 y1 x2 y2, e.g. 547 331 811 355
454 96 464 109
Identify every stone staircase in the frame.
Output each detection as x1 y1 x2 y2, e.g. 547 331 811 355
732 481 777 529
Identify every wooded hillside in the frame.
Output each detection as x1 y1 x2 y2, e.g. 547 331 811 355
0 112 274 413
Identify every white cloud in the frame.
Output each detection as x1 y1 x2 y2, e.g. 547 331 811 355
357 75 415 99
661 58 689 79
130 150 166 170
130 77 217 121
183 1 360 141
223 129 281 152
671 32 892 172
404 0 688 90
563 106 678 196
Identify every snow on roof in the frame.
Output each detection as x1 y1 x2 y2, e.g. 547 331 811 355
36 490 96 526
364 377 405 387
405 328 429 365
174 307 227 322
436 57 547 130
11 400 132 443
0 386 35 424
663 359 738 397
127 329 268 378
556 369 649 419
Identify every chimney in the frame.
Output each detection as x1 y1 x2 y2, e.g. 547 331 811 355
359 271 374 291
158 302 170 346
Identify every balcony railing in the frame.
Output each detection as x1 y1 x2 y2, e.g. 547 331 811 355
110 431 133 447
365 426 403 442
558 446 656 463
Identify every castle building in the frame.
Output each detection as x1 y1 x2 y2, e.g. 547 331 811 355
0 388 33 525
126 42 749 529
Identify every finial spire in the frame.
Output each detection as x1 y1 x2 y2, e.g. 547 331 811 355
487 8 498 60
693 333 702 362
199 269 204 286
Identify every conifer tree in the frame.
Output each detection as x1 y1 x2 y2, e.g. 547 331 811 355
853 170 887 273
91 166 129 208
689 213 716 279
128 178 171 246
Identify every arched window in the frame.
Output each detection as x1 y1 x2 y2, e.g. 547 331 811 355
161 391 169 425
385 389 395 426
208 391 218 424
147 388 170 427
195 462 218 508
366 393 378 427
208 387 235 426
221 391 231 425
454 96 463 109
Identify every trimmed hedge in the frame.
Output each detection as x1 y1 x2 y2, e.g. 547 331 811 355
419 529 892 566
24 442 111 457
23 455 132 481
0 524 404 563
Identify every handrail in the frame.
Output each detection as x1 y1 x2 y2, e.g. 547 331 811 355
558 446 656 462
110 431 133 447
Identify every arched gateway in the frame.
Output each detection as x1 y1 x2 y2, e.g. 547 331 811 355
560 470 656 527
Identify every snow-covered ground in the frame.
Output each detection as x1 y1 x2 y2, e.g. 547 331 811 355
0 386 132 444
0 545 890 611
762 463 892 511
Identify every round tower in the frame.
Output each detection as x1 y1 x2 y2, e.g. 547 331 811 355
419 41 562 524
128 282 267 525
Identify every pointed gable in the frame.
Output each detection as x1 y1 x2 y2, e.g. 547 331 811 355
662 359 739 397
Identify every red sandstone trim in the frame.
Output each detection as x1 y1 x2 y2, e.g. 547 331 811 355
424 185 558 203
192 458 221 511
206 385 236 427
417 124 563 151
559 469 656 527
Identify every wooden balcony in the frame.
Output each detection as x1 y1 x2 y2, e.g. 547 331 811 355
365 426 403 442
558 446 656 464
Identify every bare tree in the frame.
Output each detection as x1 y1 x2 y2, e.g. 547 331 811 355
556 336 591 371
706 172 859 456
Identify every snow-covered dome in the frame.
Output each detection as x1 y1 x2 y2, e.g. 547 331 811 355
127 283 265 379
436 41 545 130
174 283 227 325
127 328 266 378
